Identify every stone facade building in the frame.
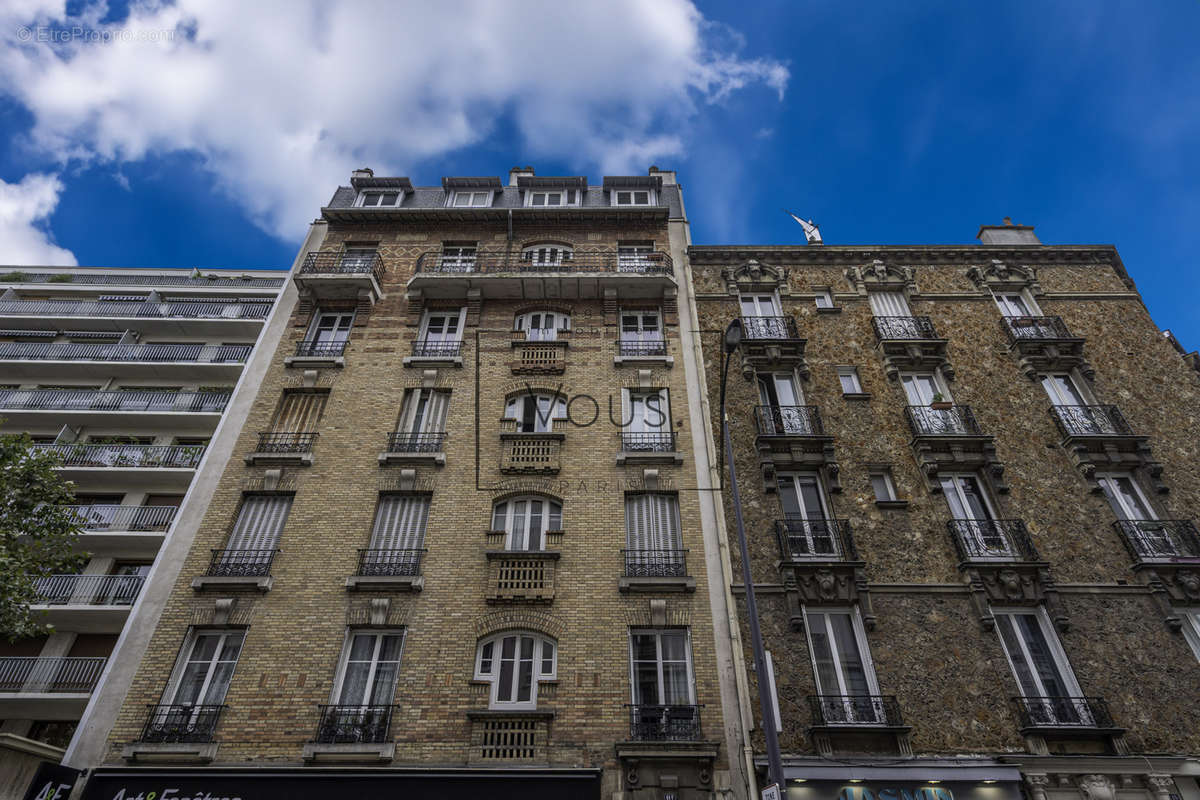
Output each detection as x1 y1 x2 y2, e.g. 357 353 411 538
71 168 747 800
687 222 1200 800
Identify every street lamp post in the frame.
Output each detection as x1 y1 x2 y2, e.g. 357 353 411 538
719 318 785 791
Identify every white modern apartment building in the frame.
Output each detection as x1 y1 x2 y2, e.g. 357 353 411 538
0 265 285 789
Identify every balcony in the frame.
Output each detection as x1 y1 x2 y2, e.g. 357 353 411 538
485 551 558 603
808 695 905 728
285 339 348 368
628 704 702 742
294 252 385 304
0 299 271 337
0 656 106 719
0 389 229 430
32 574 145 633
1001 316 1090 380
737 316 807 378
405 339 463 366
410 250 675 302
614 338 672 367
33 444 204 491
124 704 224 763
1114 519 1200 564
511 337 567 375
379 431 446 466
752 406 838 494
904 405 1006 492
469 714 548 763
0 270 283 288
303 704 398 763
67 504 178 558
775 518 857 562
246 432 317 466
499 420 564 474
617 431 681 466
191 549 277 592
620 549 693 593
1050 405 1133 437
0 342 252 381
1011 696 1119 732
347 549 426 592
905 405 983 436
947 519 1040 562
872 316 951 380
1049 406 1162 493
754 405 824 437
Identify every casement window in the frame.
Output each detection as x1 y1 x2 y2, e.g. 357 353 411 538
514 311 570 341
837 367 863 395
1040 372 1091 407
1097 473 1154 522
1180 609 1200 662
804 607 882 724
439 243 477 272
225 494 292 553
777 473 836 557
356 191 401 207
417 308 466 344
307 311 354 345
899 371 950 405
867 291 911 318
617 243 655 272
521 244 573 266
757 371 811 434
814 290 834 309
524 189 578 207
332 630 405 706
448 190 493 208
940 473 1013 557
368 495 429 553
492 496 562 551
869 470 898 502
993 607 1089 725
504 392 566 433
622 389 670 434
613 189 655 206
271 390 327 433
739 293 781 319
164 629 245 708
620 311 662 344
992 290 1040 317
475 632 556 709
630 629 695 707
757 371 803 408
396 389 449 436
625 493 683 554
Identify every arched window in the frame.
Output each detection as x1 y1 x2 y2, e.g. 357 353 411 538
492 496 562 551
515 310 571 341
504 392 566 433
475 632 557 709
521 243 573 267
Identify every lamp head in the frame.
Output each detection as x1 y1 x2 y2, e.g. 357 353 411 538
723 318 743 354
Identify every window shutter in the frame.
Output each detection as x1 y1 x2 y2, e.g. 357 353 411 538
370 495 429 550
625 494 680 550
227 495 292 550
424 391 449 433
868 291 910 317
272 391 326 432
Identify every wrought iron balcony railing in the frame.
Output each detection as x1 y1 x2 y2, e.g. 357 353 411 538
754 405 824 436
872 315 938 340
947 519 1040 561
0 342 252 364
206 549 278 577
905 405 983 436
808 694 903 727
0 656 106 692
386 432 446 453
775 518 857 561
0 389 230 413
0 271 283 288
312 704 398 744
33 574 145 605
415 249 674 276
740 315 801 340
623 549 688 578
411 339 462 359
1050 405 1134 437
255 432 318 453
628 704 701 741
1113 519 1200 562
138 704 225 743
1001 315 1076 342
65 504 178 532
357 549 425 577
31 443 205 469
0 299 271 319
1011 696 1114 729
299 251 386 281
617 339 667 357
294 339 348 358
620 431 678 452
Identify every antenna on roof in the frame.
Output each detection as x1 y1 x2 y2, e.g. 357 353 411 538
785 210 822 245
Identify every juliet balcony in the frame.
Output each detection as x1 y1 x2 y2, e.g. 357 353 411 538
1001 316 1089 380
737 316 807 378
0 342 252 381
808 694 905 729
775 518 857 562
192 548 278 592
67 503 179 559
1113 519 1200 565
285 339 348 368
405 338 464 366
483 544 559 604
245 431 318 466
0 656 107 719
947 519 1040 562
303 704 399 763
614 337 672 367
753 406 838 493
123 704 225 763
32 573 146 633
510 330 567 375
499 419 564 474
616 430 681 466
294 251 385 304
0 298 271 337
872 316 951 380
0 388 230 431
1011 696 1121 736
628 704 703 742
346 548 426 593
409 249 675 301
620 548 694 593
379 431 446 466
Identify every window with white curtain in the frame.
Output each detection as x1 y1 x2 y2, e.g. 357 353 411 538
492 496 562 551
504 392 567 433
333 631 405 706
475 632 556 709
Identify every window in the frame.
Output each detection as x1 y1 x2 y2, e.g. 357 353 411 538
941 473 1013 557
475 632 556 709
439 243 477 272
804 607 882 723
630 629 694 707
492 496 562 551
867 291 911 318
225 494 292 554
815 290 834 309
418 308 465 344
514 311 570 341
357 191 401 207
613 189 654 206
625 494 682 555
992 290 1040 317
869 470 897 502
448 190 493 208
306 311 354 347
396 389 449 438
164 629 245 708
521 244 573 266
524 190 578 207
837 367 863 395
1097 473 1178 558
617 243 655 272
1181 610 1200 661
777 473 836 557
271 390 327 433
993 608 1088 725
899 372 949 405
940 473 996 521
1097 473 1154 521
367 495 429 554
333 631 405 706
739 293 781 319
757 371 803 408
623 389 670 435
1040 373 1090 407
341 247 379 270
504 392 566 433
620 311 662 345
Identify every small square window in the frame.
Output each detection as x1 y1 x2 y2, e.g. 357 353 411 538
870 471 897 502
815 291 834 309
451 190 492 208
837 367 863 394
359 191 400 207
614 189 653 206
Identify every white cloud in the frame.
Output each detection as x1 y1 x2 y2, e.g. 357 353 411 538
0 0 790 241
0 173 76 266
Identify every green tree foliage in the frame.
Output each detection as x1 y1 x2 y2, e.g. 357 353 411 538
0 429 85 640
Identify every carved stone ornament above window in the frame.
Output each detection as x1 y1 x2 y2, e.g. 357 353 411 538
721 259 790 295
966 259 1043 295
844 259 917 296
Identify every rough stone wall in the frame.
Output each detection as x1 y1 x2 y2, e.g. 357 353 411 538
692 249 1200 757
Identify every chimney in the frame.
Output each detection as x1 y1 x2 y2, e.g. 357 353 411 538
508 165 535 186
649 165 676 185
351 167 374 180
977 217 1040 245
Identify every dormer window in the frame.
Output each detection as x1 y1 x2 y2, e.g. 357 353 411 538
449 190 493 208
357 190 402 207
613 189 655 206
525 190 578 207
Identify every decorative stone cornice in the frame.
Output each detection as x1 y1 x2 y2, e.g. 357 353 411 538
966 259 1043 294
720 259 790 295
844 259 917 296
688 244 1122 268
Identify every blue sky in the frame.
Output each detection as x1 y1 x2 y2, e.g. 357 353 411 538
1 1 1197 346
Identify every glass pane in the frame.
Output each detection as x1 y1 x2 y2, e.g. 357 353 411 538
1016 614 1070 697
660 632 688 662
347 634 375 661
497 636 515 701
830 613 870 696
379 635 404 662
338 662 370 705
959 476 991 519
806 613 841 695
173 663 208 705
996 615 1041 697
368 663 398 704
479 641 493 673
202 662 236 704
662 662 690 704
635 661 660 705
540 641 555 675
632 634 658 662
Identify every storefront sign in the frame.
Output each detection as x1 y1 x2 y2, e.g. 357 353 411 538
787 779 1021 800
22 763 81 800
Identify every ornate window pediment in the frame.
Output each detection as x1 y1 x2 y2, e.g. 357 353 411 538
845 259 916 296
966 259 1042 294
722 259 789 295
